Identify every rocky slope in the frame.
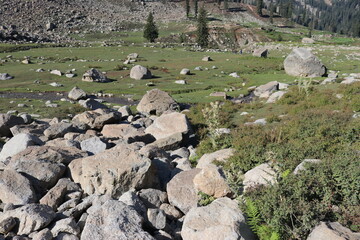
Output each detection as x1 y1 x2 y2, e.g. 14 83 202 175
0 0 185 42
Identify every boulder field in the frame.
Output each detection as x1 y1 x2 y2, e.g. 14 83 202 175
0 89 356 240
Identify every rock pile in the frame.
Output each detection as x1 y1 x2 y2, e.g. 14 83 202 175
0 89 257 240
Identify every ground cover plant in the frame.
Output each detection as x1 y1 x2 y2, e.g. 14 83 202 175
189 81 360 239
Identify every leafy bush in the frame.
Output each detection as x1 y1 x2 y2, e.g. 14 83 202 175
246 151 360 239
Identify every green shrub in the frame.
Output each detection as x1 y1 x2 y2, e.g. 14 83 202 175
246 151 360 239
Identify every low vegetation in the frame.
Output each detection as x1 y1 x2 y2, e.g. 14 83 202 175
189 82 360 239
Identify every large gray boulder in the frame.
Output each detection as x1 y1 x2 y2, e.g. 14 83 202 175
81 200 154 240
82 68 109 82
284 48 326 77
130 65 152 80
307 222 360 240
0 204 55 235
69 144 158 198
137 89 179 116
145 112 192 140
0 169 37 204
181 197 255 240
166 168 201 214
0 113 25 137
68 86 87 101
0 133 43 162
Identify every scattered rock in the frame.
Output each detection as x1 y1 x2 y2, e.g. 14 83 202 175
145 112 192 140
118 190 147 216
68 87 87 100
0 217 16 234
82 68 109 82
181 197 255 240
202 56 212 61
0 113 25 137
180 68 190 75
147 208 166 230
44 122 75 140
254 81 279 97
243 163 276 191
139 188 168 208
49 82 63 87
40 178 81 210
167 168 201 214
130 65 152 80
69 144 158 198
229 72 240 78
175 80 187 84
0 204 55 235
72 109 120 129
80 137 107 155
302 38 315 44
294 159 322 175
0 169 36 204
0 73 13 80
81 200 154 240
253 48 268 57
307 221 360 240
196 148 234 169
284 48 326 77
127 53 139 59
0 133 43 162
193 164 232 198
50 70 62 76
266 91 286 103
50 217 80 238
78 98 108 110
137 89 179 116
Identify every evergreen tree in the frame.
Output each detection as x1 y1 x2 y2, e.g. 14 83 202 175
143 13 159 43
194 0 198 17
186 0 190 18
196 8 209 48
256 0 263 16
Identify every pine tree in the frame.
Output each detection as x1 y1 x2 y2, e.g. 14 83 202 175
196 8 209 48
186 0 190 18
194 0 198 17
143 13 159 43
256 0 263 16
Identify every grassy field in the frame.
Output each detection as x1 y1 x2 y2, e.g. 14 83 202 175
0 24 359 118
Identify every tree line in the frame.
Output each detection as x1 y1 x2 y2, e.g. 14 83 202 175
257 0 360 37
